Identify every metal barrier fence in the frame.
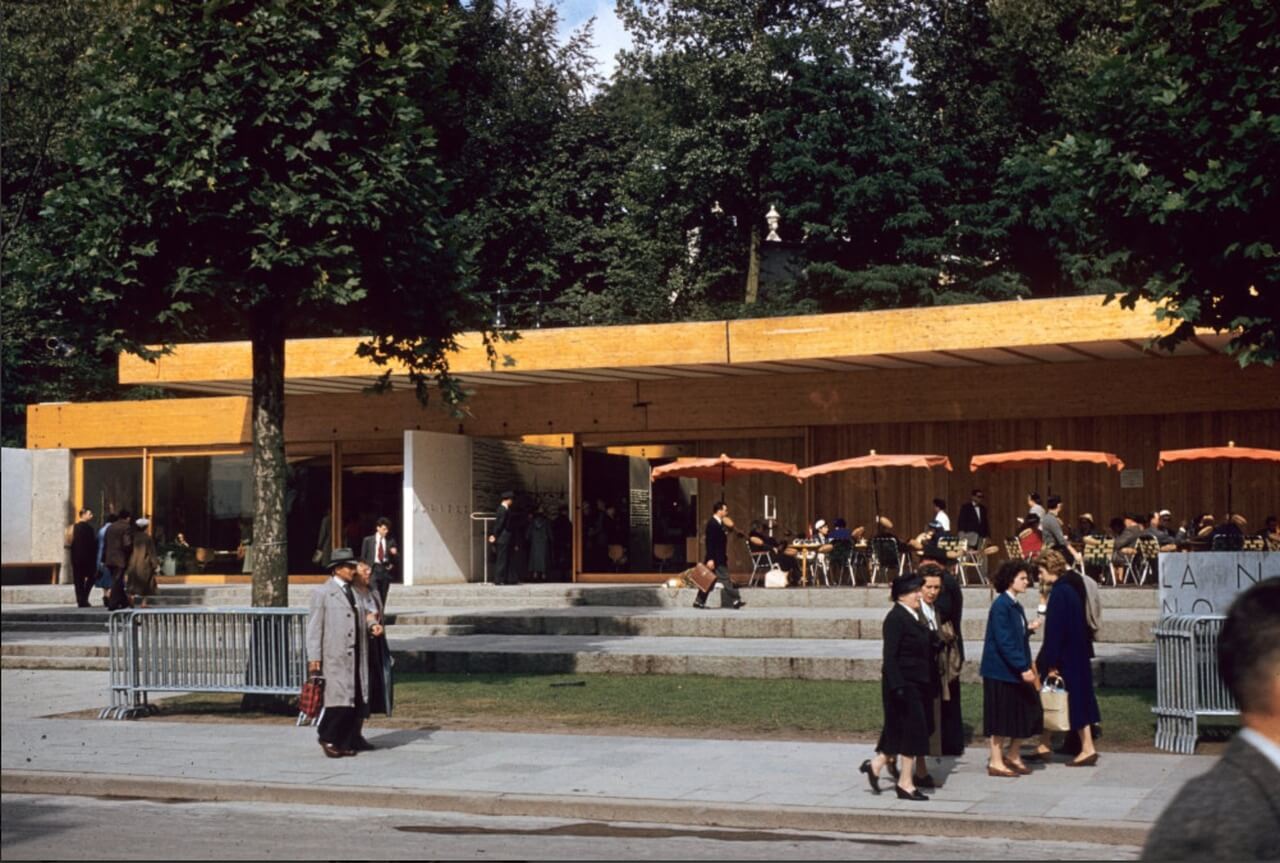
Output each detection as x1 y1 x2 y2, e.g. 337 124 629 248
101 608 309 720
1152 614 1236 753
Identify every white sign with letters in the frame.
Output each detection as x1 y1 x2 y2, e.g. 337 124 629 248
1157 552 1280 617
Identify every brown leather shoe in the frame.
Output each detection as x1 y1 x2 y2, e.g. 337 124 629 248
320 741 345 759
1006 759 1032 775
987 763 1019 778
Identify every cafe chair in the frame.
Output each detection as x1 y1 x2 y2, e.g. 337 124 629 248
1241 535 1265 552
869 536 902 585
652 543 674 573
828 539 856 586
746 536 774 587
816 542 834 587
1132 536 1160 585
1210 533 1245 552
1003 537 1024 564
1081 535 1115 585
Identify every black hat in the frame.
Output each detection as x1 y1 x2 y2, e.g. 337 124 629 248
326 548 357 570
891 573 924 600
499 490 515 501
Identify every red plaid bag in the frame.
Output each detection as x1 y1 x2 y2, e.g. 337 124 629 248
297 676 325 725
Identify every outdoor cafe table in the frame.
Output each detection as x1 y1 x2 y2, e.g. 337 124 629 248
790 539 824 587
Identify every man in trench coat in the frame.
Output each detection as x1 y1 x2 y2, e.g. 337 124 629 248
306 548 369 758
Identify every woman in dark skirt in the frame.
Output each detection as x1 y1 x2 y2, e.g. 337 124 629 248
860 573 939 801
980 560 1043 777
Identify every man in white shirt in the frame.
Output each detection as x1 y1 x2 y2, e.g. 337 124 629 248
1142 579 1280 860
932 499 950 533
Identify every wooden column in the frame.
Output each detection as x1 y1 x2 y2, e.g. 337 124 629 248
571 439 583 583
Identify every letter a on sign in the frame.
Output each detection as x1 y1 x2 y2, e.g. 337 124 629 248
1180 566 1197 588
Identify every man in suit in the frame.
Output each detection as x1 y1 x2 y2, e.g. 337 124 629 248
70 508 99 608
1041 495 1075 564
360 516 398 606
694 501 745 610
956 489 990 551
306 548 369 759
488 491 516 585
103 510 134 611
1142 579 1280 860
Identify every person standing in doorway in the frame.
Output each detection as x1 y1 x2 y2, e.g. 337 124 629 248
306 549 368 758
694 501 745 610
488 491 516 585
70 508 98 608
103 510 134 611
360 517 398 607
95 513 115 608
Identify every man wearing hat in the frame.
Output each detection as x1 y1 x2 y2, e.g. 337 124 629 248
488 491 516 585
306 548 369 758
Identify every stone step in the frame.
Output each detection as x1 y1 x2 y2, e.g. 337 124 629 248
0 642 110 657
391 606 1155 643
1 582 1161 610
0 655 110 671
385 635 1155 688
383 624 476 637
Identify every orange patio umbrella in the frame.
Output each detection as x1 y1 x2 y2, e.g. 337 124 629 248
1157 441 1280 514
799 451 953 525
969 445 1125 495
650 453 801 497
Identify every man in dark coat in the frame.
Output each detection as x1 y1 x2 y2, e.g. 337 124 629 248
102 510 134 611
359 516 398 606
956 489 990 550
694 501 744 610
1142 579 1280 861
70 508 99 608
487 491 516 585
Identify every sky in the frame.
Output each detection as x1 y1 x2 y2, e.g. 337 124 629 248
536 0 633 82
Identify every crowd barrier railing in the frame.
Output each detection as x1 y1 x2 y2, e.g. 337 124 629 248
1152 614 1235 754
100 608 308 720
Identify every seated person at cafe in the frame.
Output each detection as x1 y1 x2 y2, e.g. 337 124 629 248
1112 512 1145 580
749 521 796 576
1018 513 1044 557
1143 511 1178 551
1071 513 1098 544
1209 513 1248 549
829 518 854 542
1266 515 1279 551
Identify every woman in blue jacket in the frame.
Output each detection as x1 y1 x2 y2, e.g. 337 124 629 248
980 560 1043 777
1034 549 1101 766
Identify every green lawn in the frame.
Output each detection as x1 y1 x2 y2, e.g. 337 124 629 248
158 673 1184 749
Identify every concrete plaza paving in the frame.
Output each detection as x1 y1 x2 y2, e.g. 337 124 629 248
0 669 1202 846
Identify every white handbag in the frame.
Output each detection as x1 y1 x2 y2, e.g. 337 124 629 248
764 566 788 589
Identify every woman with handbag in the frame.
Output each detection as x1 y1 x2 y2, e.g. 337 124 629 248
979 560 1043 777
859 573 939 801
1032 549 1101 766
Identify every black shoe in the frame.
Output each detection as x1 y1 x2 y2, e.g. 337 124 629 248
353 737 375 752
732 600 746 609
320 741 345 759
859 759 881 795
915 773 937 789
692 601 706 609
894 785 928 801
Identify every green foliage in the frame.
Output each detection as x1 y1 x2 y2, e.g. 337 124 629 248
1045 0 1279 364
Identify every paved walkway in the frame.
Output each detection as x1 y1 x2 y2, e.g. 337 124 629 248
0 669 1199 844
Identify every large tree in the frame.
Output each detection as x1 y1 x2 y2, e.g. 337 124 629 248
20 0 494 606
1044 0 1279 364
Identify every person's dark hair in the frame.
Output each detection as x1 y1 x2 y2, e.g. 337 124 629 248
1028 492 1042 504
78 507 91 517
890 573 924 600
1022 513 1041 527
1217 579 1280 714
971 488 983 497
833 517 847 528
117 509 132 521
104 512 117 523
992 560 1033 593
917 562 946 581
1047 495 1061 510
375 516 391 529
1108 517 1125 534
712 500 727 515
933 498 946 510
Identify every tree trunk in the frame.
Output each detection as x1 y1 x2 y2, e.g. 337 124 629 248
249 312 288 608
744 221 761 305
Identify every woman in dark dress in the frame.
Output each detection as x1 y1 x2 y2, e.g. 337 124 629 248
980 560 1043 777
1034 550 1101 766
860 573 938 801
526 507 552 582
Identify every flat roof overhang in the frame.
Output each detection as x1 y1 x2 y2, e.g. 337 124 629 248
116 295 1235 396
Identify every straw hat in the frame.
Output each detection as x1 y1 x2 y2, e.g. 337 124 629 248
876 515 894 530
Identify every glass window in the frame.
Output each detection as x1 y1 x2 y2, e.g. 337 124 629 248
82 458 143 530
286 455 332 573
153 454 251 574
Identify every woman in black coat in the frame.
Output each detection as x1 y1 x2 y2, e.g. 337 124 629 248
860 573 939 801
